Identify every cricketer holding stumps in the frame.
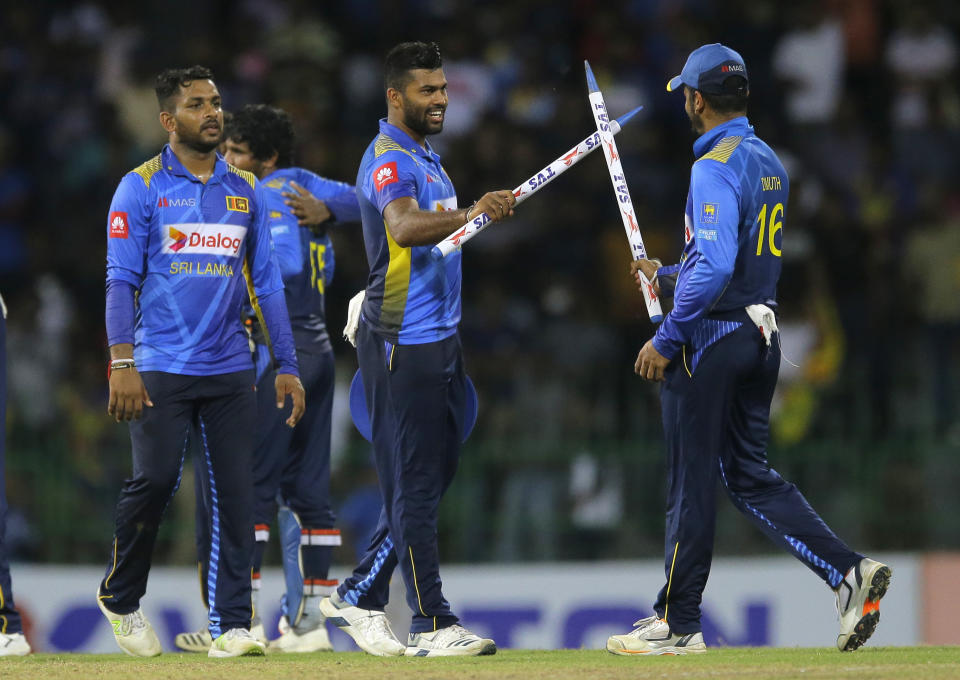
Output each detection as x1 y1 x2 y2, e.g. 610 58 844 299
606 44 891 656
320 41 515 657
99 66 304 658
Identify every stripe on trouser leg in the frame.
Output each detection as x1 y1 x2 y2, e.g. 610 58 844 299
718 457 843 586
408 546 427 617
664 541 679 625
200 418 223 637
344 536 394 606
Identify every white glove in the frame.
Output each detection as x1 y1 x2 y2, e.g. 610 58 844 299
343 289 365 347
745 304 778 347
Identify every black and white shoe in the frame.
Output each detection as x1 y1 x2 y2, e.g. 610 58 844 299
606 616 706 655
405 624 496 657
319 591 405 657
836 557 892 652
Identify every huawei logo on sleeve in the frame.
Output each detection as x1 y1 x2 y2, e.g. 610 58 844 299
109 211 129 239
373 162 398 191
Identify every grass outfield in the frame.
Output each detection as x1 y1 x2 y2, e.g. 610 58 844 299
1 648 959 680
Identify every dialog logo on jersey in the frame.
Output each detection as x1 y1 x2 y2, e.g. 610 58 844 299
109 211 129 239
374 162 398 191
168 226 187 252
162 223 247 256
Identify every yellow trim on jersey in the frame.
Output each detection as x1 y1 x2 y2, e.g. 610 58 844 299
381 220 411 329
408 546 428 617
243 258 274 365
682 346 692 377
374 134 416 160
698 135 743 164
228 164 257 189
131 154 163 189
663 541 680 624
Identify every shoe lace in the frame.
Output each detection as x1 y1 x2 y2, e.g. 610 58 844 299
121 610 149 636
422 624 481 647
626 616 663 638
360 612 398 641
224 628 256 641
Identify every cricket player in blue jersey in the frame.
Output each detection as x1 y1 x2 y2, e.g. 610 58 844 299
99 66 305 658
0 294 30 657
320 42 515 657
174 104 360 654
606 44 891 656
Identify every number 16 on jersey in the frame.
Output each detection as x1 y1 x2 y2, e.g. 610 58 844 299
584 61 663 324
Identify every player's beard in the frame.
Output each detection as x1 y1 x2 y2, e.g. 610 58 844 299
179 120 222 153
685 93 705 135
402 99 444 138
688 111 705 135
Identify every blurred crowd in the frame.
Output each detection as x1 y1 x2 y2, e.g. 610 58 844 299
1 0 958 564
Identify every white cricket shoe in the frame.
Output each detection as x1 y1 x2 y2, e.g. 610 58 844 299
267 614 333 653
836 557 892 651
606 616 707 655
96 592 162 657
0 631 31 656
406 624 496 657
174 628 211 653
319 591 404 656
208 627 266 658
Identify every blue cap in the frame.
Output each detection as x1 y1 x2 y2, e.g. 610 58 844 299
666 43 748 95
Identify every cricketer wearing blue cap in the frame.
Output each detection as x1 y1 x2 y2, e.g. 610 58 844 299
607 44 891 656
320 41 515 658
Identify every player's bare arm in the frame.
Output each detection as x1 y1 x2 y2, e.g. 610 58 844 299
275 373 305 428
283 181 332 226
107 343 153 422
383 190 515 248
635 338 670 382
630 259 662 298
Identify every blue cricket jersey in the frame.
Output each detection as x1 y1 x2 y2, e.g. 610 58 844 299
653 117 787 360
106 145 295 376
259 167 360 353
357 119 461 345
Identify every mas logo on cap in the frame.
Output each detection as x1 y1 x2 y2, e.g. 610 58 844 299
666 43 748 94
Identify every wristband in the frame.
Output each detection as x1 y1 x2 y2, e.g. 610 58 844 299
108 358 136 379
